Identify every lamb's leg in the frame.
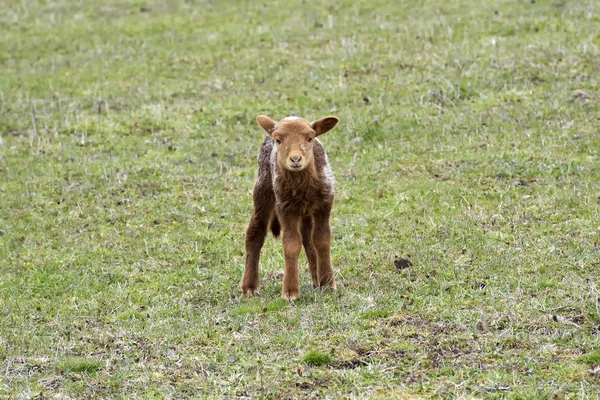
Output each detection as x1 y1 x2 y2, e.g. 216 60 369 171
301 216 319 287
313 207 336 290
240 192 274 296
280 214 302 301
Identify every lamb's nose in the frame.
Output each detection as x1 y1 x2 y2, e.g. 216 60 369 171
290 156 302 163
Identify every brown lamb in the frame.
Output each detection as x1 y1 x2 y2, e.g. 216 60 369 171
240 115 340 300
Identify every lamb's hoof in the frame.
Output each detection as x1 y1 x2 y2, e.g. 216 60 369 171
318 278 336 290
240 285 260 297
281 289 300 302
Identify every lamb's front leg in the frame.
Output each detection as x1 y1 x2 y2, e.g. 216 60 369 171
301 216 319 287
313 207 336 290
280 214 302 301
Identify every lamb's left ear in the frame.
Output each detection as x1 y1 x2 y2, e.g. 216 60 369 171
312 116 339 136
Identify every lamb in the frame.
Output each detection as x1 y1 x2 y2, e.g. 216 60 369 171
240 115 340 300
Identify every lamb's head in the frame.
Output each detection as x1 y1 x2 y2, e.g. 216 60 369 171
256 115 339 172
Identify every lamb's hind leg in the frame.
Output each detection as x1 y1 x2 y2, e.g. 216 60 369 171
301 216 319 287
240 194 274 296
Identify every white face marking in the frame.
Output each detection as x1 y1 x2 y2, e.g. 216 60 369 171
300 144 306 150
282 116 300 121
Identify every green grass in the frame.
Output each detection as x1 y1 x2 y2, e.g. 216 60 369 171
1 0 599 398
302 350 334 366
57 357 104 374
579 350 600 365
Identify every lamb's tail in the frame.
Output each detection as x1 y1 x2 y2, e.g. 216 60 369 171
270 216 281 238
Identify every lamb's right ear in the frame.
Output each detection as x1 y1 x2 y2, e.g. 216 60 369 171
256 115 277 136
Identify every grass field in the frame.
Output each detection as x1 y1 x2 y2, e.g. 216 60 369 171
1 0 599 398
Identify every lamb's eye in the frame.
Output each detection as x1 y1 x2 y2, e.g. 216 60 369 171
275 139 281 144
308 138 313 143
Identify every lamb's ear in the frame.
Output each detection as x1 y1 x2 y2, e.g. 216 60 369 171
256 115 277 136
312 116 339 136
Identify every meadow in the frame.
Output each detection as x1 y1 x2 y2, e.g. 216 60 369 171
1 0 599 398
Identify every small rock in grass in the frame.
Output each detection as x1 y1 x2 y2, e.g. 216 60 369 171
573 90 590 99
473 281 487 289
394 257 413 272
226 354 237 363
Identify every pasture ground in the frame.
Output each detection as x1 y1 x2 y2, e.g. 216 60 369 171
1 0 599 398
